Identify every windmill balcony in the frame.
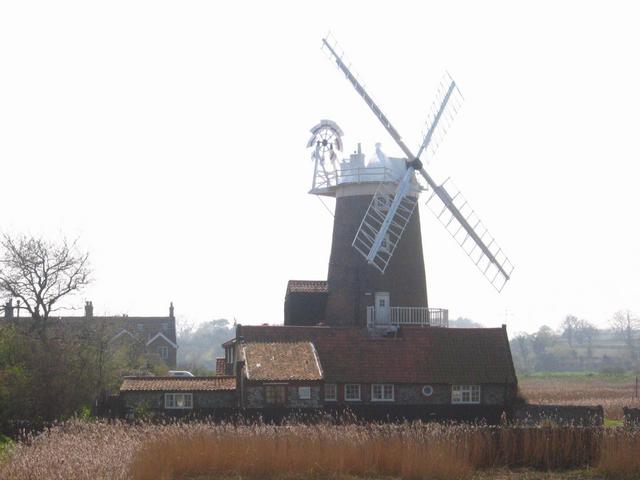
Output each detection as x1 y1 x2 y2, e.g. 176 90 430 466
367 306 449 328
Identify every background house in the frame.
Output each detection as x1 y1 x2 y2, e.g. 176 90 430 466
2 299 178 368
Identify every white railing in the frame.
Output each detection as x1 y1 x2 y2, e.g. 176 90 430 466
366 306 449 328
311 167 400 193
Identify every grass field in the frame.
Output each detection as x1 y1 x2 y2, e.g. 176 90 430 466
518 372 640 420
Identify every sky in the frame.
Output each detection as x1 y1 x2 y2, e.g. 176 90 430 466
1 1 639 335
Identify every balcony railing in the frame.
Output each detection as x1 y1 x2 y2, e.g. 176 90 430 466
311 166 399 194
367 306 449 328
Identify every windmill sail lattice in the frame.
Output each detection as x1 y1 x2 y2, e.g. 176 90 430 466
322 35 513 291
425 179 514 291
352 172 420 273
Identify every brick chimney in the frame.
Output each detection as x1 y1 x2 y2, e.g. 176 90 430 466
3 299 13 319
84 301 94 318
169 302 174 319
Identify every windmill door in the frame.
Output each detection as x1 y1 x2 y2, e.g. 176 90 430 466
374 292 391 325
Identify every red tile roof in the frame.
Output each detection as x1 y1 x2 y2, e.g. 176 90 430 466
243 342 323 381
286 280 328 294
237 325 516 385
120 376 236 392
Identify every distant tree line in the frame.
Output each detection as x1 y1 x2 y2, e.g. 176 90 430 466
511 312 640 374
176 319 234 373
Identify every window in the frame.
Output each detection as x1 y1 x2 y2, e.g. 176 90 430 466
298 386 311 400
344 384 361 401
265 385 286 405
324 383 337 401
162 322 169 332
422 385 434 397
371 384 394 401
225 347 235 364
158 346 169 360
379 298 386 307
451 385 481 404
137 323 144 332
165 393 193 409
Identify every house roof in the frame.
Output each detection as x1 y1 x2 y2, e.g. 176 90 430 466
120 376 236 392
242 341 323 381
146 332 178 349
237 325 517 385
286 280 328 295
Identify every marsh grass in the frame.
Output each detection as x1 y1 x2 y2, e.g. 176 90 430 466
519 374 640 420
2 420 640 480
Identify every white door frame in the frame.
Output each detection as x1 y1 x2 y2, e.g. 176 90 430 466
374 292 390 325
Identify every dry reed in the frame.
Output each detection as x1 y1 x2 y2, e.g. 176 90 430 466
2 420 640 480
519 376 640 420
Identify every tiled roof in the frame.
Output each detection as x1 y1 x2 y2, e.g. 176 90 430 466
238 325 516 385
120 376 236 392
243 342 323 381
286 280 328 294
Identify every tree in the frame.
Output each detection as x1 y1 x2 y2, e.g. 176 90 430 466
609 310 639 347
574 319 597 348
561 315 580 346
177 319 234 371
0 234 90 332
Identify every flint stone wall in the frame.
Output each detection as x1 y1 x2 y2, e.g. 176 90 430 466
513 404 603 426
623 407 640 426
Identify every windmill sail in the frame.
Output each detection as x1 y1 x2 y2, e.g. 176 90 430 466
352 169 420 273
322 35 513 290
424 179 513 291
416 74 463 162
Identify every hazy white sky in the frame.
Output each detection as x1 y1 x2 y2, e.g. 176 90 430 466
1 1 639 335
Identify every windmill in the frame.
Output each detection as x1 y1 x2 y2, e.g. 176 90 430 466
320 35 514 293
307 120 344 191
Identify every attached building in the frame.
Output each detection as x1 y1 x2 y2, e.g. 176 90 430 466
230 324 517 409
120 376 236 414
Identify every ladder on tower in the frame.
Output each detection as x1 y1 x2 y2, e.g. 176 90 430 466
352 177 420 273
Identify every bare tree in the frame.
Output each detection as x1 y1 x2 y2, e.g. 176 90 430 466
609 310 640 348
0 234 90 331
561 314 580 346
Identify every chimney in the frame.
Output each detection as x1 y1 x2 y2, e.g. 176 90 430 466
169 302 174 319
3 299 13 319
85 301 94 318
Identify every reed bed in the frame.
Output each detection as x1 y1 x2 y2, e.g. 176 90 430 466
2 420 640 480
519 376 640 420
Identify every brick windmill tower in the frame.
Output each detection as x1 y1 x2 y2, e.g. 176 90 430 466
284 37 513 329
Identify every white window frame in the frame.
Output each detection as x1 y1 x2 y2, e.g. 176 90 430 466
344 384 361 402
371 384 394 402
158 345 169 360
164 393 193 409
451 385 481 404
324 383 337 401
298 386 311 400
